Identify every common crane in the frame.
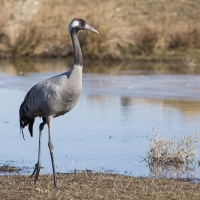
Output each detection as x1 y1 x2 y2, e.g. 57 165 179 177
19 18 99 188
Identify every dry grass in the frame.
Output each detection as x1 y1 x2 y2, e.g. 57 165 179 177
134 27 159 55
168 27 200 50
144 128 200 164
0 172 200 199
0 0 199 61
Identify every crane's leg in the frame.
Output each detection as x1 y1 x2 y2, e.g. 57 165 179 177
30 118 46 183
47 116 57 188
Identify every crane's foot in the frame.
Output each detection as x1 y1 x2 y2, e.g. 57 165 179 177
30 162 41 184
53 184 59 189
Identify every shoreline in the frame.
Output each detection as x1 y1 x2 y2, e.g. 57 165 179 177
0 50 200 74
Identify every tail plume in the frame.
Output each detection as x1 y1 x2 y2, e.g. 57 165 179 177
19 102 35 140
20 125 25 140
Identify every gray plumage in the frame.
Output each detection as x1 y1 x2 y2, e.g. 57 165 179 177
20 68 82 132
19 18 99 188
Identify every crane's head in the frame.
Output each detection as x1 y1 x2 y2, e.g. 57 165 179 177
68 18 99 34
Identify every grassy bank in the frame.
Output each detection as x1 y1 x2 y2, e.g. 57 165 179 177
0 0 199 63
0 173 200 199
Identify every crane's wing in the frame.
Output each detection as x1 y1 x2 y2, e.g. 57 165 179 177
19 73 70 138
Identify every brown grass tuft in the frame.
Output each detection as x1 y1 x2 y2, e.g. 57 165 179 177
135 27 159 55
168 26 200 50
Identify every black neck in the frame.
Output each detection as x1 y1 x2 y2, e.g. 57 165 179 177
70 29 83 66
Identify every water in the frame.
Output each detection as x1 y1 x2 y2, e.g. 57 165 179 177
0 59 200 179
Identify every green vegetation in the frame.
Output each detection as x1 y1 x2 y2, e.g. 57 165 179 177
0 0 199 64
0 172 200 199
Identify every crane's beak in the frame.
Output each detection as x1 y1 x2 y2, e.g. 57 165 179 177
84 24 99 34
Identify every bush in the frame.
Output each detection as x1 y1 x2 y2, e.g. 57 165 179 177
144 128 200 164
135 27 159 55
168 27 200 50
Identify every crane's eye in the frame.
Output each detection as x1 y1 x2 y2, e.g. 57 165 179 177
80 21 85 27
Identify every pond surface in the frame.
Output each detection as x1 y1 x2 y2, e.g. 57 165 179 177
0 59 200 179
